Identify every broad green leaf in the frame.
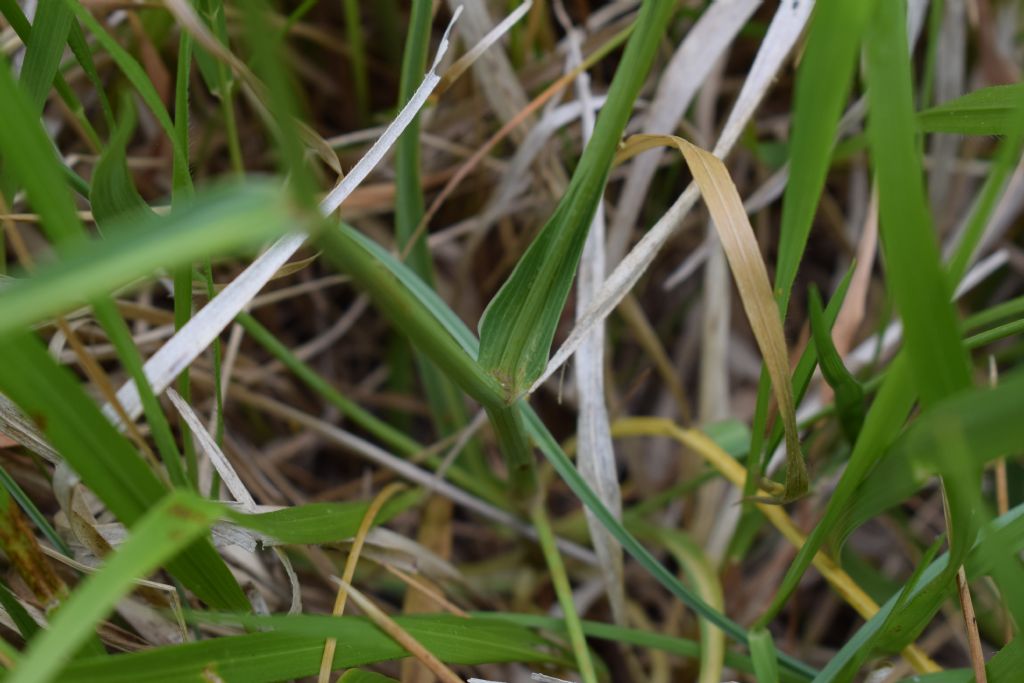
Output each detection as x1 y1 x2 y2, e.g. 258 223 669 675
749 628 780 683
477 0 675 398
7 491 223 683
808 286 864 442
89 100 155 228
0 332 249 611
917 83 1024 136
866 0 972 408
55 614 566 682
0 180 299 338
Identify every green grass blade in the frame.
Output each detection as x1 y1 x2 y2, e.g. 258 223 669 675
837 371 1024 545
55 613 566 682
89 99 155 227
773 1 877 303
0 181 299 338
339 672 397 683
808 286 865 442
228 493 419 545
477 0 675 398
917 83 1024 135
865 0 972 408
18 0 74 111
237 0 316 206
745 0 878 496
394 0 490 476
812 506 1024 681
749 627 780 683
342 0 369 122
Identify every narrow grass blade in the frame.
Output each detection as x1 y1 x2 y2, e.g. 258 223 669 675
866 0 972 407
808 286 864 442
918 83 1024 135
339 672 397 683
16 0 73 111
225 494 418 546
7 491 223 683
749 627 780 683
57 613 566 682
0 181 301 338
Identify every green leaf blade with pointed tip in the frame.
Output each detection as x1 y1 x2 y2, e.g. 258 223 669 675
917 83 1024 136
477 0 676 398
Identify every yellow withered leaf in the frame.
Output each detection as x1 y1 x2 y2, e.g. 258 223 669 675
615 134 807 500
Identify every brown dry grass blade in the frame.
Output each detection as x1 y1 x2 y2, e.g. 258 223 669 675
614 134 807 500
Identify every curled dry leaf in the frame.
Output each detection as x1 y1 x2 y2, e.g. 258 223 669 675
613 134 807 500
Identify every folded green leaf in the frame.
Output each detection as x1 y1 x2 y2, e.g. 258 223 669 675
749 627 780 683
477 0 675 399
89 99 155 228
808 286 864 442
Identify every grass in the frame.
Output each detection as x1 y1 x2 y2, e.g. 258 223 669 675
0 1 1022 682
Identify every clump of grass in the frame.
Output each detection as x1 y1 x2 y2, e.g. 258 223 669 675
0 1 1023 682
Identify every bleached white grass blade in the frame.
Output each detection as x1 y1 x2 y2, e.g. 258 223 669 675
106 10 463 424
533 0 815 392
440 0 532 90
607 0 762 266
168 389 255 510
556 7 626 626
168 388 302 613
